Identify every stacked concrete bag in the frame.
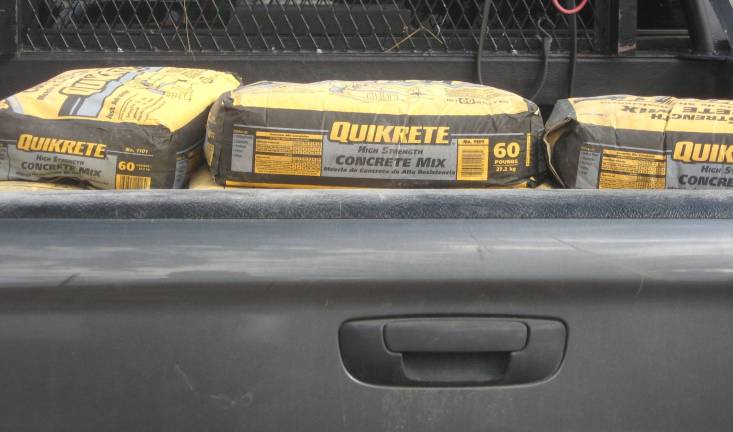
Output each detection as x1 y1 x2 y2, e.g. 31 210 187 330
545 96 733 189
0 180 84 191
0 67 240 189
204 80 546 188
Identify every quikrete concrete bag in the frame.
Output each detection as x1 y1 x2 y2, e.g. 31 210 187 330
189 166 225 190
188 165 354 189
0 180 83 191
188 165 553 190
205 81 545 188
545 96 733 189
0 67 240 189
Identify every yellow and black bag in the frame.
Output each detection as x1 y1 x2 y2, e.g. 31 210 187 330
545 96 733 189
0 67 240 189
205 80 546 188
0 180 84 191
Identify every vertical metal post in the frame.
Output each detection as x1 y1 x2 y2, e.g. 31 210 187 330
617 0 638 54
708 0 733 49
710 0 733 97
0 0 17 57
683 0 717 54
594 0 612 52
595 0 637 55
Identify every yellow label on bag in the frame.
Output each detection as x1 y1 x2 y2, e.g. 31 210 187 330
666 99 733 134
456 138 489 181
569 96 733 134
2 67 240 132
231 81 533 116
569 96 673 132
0 180 84 191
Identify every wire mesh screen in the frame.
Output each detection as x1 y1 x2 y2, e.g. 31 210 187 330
19 0 596 53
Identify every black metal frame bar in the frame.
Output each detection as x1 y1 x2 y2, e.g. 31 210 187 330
684 0 716 54
0 52 729 104
0 0 16 56
594 0 636 54
709 0 733 50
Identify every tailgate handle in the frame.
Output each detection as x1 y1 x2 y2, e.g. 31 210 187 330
384 319 527 353
340 317 566 387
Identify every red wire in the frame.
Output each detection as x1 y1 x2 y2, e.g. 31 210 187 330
551 0 588 14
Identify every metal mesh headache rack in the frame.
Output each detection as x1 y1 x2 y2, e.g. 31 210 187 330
18 0 596 53
2 1 729 107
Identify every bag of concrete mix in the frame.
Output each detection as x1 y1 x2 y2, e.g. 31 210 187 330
545 96 733 189
205 80 546 188
189 166 225 190
0 180 84 191
189 165 354 189
0 67 241 189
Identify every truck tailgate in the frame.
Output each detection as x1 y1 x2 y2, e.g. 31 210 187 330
0 189 731 432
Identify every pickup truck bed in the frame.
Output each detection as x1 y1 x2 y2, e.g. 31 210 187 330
0 189 731 431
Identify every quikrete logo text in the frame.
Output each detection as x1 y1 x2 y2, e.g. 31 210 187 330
672 141 733 164
16 133 107 159
329 121 450 145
